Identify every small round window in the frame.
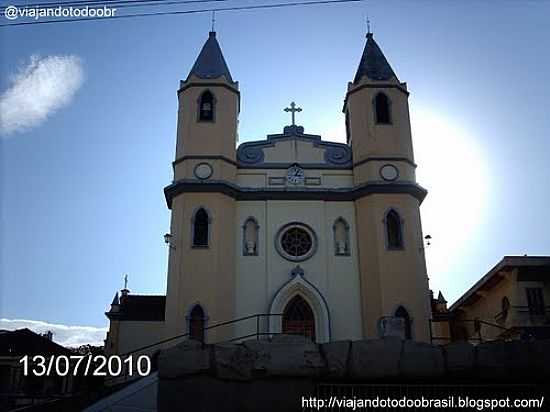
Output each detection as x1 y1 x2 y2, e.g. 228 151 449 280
276 223 317 262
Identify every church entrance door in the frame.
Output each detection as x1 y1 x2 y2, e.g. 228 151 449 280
282 295 316 340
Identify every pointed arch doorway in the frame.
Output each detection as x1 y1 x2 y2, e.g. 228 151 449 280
282 295 316 340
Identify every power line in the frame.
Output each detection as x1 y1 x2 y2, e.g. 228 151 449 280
0 0 229 13
0 0 366 27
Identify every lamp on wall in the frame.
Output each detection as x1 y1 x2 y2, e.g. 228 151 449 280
424 234 432 247
164 233 175 249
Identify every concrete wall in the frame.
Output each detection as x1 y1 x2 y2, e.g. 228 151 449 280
116 321 166 355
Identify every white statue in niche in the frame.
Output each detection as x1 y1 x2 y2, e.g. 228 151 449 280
246 241 256 255
243 218 259 256
333 218 349 255
336 240 347 255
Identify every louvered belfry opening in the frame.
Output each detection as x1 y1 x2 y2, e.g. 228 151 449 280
282 295 315 340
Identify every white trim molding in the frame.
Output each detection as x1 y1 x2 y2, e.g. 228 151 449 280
268 267 331 343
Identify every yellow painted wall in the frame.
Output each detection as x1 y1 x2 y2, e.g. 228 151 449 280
354 194 431 341
164 192 236 343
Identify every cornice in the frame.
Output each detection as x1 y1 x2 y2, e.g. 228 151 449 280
164 179 427 208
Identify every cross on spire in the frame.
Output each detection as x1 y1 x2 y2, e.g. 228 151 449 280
120 274 130 297
284 101 302 126
211 11 216 32
367 15 371 34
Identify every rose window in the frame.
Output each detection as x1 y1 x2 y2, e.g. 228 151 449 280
276 223 317 262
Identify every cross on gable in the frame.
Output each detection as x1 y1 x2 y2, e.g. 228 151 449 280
284 101 302 126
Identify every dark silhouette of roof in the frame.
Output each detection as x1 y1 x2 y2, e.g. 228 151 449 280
187 31 233 82
0 328 72 356
354 32 398 83
107 295 166 321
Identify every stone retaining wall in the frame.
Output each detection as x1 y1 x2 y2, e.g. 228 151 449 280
157 336 550 411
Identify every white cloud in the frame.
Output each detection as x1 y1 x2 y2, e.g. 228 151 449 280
0 318 107 347
0 55 84 136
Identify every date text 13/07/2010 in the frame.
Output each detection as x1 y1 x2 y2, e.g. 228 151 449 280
19 354 151 377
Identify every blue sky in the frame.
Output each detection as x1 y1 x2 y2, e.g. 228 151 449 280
1 0 549 344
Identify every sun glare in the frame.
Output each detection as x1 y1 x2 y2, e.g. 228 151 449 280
412 109 490 294
321 109 490 297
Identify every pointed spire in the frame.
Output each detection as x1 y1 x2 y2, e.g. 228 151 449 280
353 32 398 83
111 292 120 305
187 31 233 82
437 291 447 304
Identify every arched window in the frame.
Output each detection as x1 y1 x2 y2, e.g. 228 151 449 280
385 209 403 249
189 305 205 341
283 295 316 341
192 208 210 247
198 91 215 122
375 92 391 124
242 217 259 256
333 217 350 256
395 306 412 339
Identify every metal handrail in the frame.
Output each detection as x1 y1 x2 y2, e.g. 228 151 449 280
104 312 297 385
429 318 517 345
115 313 283 359
203 313 282 331
475 318 510 331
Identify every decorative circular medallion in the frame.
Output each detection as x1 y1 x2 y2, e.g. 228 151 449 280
379 164 399 181
237 145 264 164
194 163 213 180
276 223 317 262
325 145 352 165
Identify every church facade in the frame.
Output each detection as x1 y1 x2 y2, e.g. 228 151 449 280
105 29 432 355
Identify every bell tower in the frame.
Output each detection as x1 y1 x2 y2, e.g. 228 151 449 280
345 30 432 341
164 31 239 341
174 30 239 182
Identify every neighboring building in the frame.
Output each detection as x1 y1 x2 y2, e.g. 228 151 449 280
431 256 550 344
105 290 166 356
105 28 433 356
0 329 75 410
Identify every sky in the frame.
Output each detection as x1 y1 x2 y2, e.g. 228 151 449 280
1 0 549 346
